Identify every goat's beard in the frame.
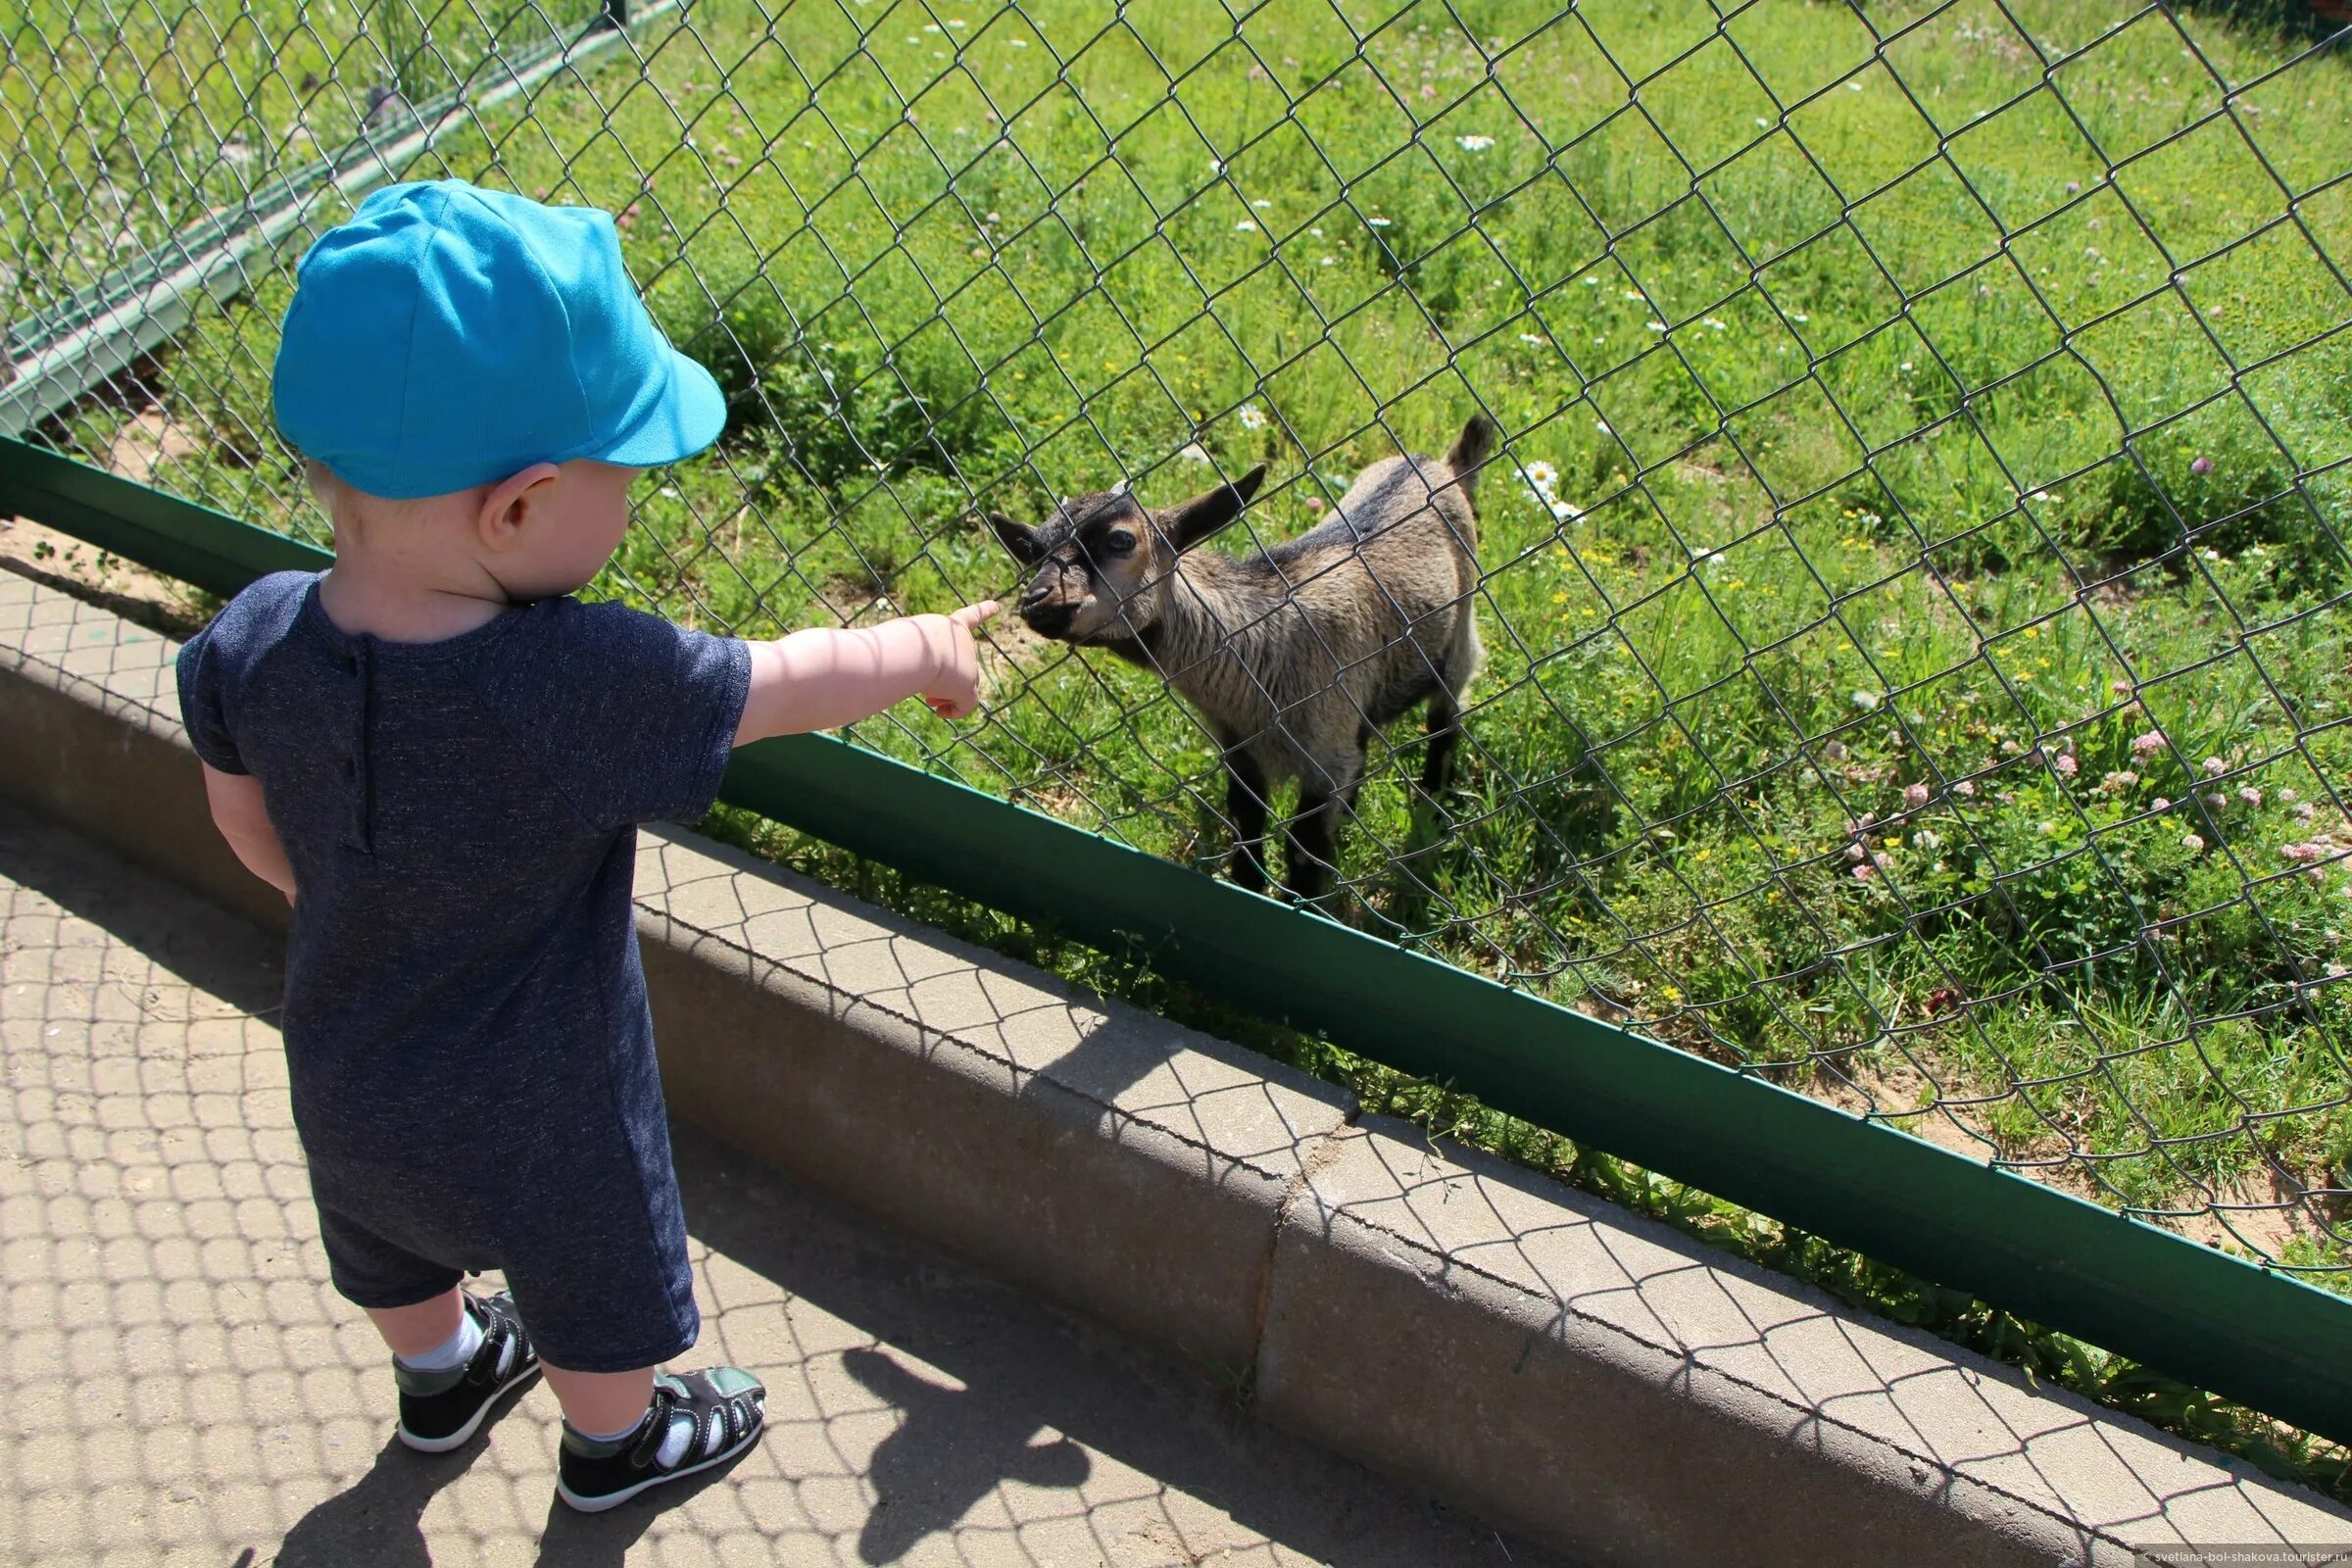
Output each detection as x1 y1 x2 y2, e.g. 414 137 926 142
1064 594 1156 647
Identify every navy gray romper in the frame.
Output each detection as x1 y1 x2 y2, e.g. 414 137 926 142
176 571 751 1373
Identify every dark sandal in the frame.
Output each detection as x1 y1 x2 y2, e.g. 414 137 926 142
394 1291 540 1452
556 1365 766 1512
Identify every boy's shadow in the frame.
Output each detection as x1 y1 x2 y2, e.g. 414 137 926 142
269 1424 731 1568
272 1436 489 1568
533 1466 737 1568
841 1345 1090 1565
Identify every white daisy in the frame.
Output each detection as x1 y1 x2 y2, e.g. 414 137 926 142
1456 134 1495 152
1238 405 1269 430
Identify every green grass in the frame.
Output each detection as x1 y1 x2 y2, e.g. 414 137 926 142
23 0 2352 1279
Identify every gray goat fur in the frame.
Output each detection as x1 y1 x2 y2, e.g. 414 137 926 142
991 414 1493 901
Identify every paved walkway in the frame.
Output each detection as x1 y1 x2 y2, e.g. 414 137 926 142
0 801 1558 1568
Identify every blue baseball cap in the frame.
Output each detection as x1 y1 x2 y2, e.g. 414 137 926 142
273 179 724 499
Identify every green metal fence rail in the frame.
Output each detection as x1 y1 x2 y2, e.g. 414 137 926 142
7 0 2352 1445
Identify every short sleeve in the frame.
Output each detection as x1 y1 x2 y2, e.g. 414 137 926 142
175 618 249 775
490 600 753 832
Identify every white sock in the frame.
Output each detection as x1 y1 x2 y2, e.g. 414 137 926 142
655 1411 696 1467
570 1405 695 1467
570 1411 648 1445
396 1304 483 1373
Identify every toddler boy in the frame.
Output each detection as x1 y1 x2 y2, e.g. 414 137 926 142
176 179 996 1512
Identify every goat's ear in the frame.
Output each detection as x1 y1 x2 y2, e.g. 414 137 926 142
1160 464 1267 553
988 512 1044 564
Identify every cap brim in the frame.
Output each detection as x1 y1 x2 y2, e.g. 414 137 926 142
590 348 727 469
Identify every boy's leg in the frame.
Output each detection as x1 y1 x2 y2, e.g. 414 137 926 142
315 1202 541 1452
502 1062 765 1509
540 1363 657 1435
368 1286 466 1359
512 1268 768 1511
377 1287 542 1453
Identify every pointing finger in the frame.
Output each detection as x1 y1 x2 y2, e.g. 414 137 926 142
950 600 1002 631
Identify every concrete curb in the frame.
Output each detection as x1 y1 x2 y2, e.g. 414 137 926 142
6 565 2349 1567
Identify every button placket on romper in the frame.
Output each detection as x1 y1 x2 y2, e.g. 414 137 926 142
342 639 374 856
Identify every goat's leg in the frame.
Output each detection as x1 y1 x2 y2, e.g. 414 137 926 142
1421 602 1481 811
1286 756 1363 906
1285 787 1341 904
1224 751 1273 896
1418 685 1463 803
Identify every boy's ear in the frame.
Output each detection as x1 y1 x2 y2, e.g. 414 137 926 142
476 463 564 550
988 512 1045 565
1158 464 1266 553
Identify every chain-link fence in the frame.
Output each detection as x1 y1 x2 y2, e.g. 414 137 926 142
7 0 2352 1289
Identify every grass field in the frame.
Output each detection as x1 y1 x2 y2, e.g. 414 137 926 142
20 0 2352 1281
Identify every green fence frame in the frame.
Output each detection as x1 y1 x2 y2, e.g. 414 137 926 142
6 428 2349 1448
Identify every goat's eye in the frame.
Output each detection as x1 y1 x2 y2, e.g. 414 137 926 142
1101 532 1137 558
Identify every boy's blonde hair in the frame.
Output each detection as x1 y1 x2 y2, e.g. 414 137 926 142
304 460 451 541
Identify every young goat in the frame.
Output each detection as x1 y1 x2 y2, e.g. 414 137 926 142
992 416 1492 902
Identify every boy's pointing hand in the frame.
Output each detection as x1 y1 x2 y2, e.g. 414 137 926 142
921 600 1002 720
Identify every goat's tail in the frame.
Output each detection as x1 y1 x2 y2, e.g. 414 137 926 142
1443 414 1496 505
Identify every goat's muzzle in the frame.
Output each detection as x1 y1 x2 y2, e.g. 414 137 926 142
1019 591 1075 640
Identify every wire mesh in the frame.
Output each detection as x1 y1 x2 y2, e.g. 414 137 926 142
6 0 2352 1286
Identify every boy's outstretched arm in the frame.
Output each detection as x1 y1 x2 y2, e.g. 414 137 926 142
734 602 999 747
201 763 297 904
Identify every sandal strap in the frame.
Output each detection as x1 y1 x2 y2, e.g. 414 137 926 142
625 1386 681 1470
717 1393 755 1448
465 1313 512 1387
